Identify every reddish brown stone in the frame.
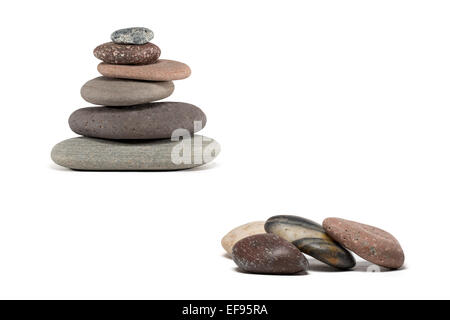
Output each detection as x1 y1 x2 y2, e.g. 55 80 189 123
97 59 191 81
232 234 309 275
323 218 405 269
93 42 160 65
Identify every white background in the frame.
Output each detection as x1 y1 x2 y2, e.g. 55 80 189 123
0 0 449 299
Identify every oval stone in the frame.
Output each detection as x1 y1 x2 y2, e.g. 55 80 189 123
292 238 355 269
265 215 355 269
221 221 265 255
111 27 154 45
265 215 331 241
93 42 160 65
80 77 174 106
98 59 191 81
323 218 405 269
51 136 220 171
232 234 309 275
69 102 206 140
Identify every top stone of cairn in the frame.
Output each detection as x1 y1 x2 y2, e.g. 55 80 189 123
111 27 154 45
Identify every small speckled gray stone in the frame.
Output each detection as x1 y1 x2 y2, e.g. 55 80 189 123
265 215 355 269
69 102 206 140
51 136 220 171
80 77 174 106
111 27 154 45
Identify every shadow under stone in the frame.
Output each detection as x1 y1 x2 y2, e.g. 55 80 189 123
307 259 407 273
222 253 232 260
232 267 308 276
49 161 219 172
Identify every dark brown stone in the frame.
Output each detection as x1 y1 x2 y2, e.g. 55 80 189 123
93 42 160 65
232 234 309 275
323 218 405 269
68 102 206 140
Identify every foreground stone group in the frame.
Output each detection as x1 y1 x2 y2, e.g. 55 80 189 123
222 216 405 275
51 27 220 171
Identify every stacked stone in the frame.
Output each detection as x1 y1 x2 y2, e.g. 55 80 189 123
51 27 220 171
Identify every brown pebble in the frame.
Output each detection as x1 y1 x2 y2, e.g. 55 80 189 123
323 217 405 269
93 42 160 65
232 234 309 275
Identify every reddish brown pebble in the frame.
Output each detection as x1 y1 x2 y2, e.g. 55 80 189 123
98 59 191 81
323 218 405 269
93 42 160 65
232 234 309 275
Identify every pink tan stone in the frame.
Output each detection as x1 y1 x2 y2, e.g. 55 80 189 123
323 217 405 269
97 59 191 81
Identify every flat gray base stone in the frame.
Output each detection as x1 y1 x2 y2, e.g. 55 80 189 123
51 136 220 171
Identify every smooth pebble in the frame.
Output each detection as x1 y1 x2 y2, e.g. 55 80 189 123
51 136 220 171
69 102 206 140
80 77 174 106
111 27 154 45
323 217 405 269
94 42 160 65
265 215 355 269
221 221 266 255
98 59 191 81
232 234 309 275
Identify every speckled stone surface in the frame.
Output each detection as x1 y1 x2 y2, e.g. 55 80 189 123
323 218 405 269
111 27 154 45
51 136 220 171
94 42 160 65
69 102 206 140
98 59 191 81
232 234 309 275
221 221 266 255
80 77 174 106
265 215 355 269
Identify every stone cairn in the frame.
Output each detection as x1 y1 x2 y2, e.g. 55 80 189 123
51 27 220 171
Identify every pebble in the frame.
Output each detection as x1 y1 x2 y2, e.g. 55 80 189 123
80 77 174 106
51 136 220 171
111 27 154 45
94 42 161 65
265 215 355 269
69 102 206 140
232 234 309 275
292 238 355 269
98 59 191 81
323 217 405 269
221 221 265 255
